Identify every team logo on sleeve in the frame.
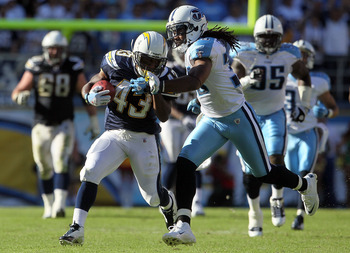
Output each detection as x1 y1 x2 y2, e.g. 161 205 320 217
196 50 203 58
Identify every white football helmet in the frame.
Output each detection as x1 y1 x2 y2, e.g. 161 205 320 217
254 15 283 54
132 31 168 77
41 30 68 65
293 40 315 69
166 5 207 52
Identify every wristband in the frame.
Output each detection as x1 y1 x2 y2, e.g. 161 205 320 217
84 93 91 105
327 109 334 118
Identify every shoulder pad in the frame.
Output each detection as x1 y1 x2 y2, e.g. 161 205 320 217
231 42 255 57
69 56 84 71
311 71 331 84
280 43 301 58
25 55 44 71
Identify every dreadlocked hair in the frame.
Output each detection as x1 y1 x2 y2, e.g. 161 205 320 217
202 25 240 52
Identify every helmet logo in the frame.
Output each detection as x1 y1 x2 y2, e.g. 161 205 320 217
142 32 151 49
191 9 202 21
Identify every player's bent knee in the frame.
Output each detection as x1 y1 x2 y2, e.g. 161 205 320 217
142 192 160 207
80 167 101 185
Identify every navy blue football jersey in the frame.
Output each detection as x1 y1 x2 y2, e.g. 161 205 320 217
24 55 84 125
166 60 196 117
100 49 177 134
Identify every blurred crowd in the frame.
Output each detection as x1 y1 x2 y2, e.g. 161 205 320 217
0 0 349 98
0 0 349 61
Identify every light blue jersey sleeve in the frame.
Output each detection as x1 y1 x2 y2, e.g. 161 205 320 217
188 38 215 61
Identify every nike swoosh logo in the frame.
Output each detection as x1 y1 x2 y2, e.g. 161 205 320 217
179 231 185 235
308 205 314 214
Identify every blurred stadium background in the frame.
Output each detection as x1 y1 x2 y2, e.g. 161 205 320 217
0 0 349 209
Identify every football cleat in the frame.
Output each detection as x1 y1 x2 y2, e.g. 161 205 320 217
291 215 304 230
162 220 196 246
59 222 84 246
299 173 319 216
270 197 286 227
52 209 65 218
159 191 177 230
248 209 263 237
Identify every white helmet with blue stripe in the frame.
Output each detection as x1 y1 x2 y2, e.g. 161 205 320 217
293 40 316 69
166 5 208 52
254 15 283 54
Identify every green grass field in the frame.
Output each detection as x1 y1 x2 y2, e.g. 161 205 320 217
0 206 349 253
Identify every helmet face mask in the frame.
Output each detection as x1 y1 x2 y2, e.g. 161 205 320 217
132 31 169 77
293 40 315 69
166 5 207 52
255 33 282 54
41 30 68 65
254 15 283 54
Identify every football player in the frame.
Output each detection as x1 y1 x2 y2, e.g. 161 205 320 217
59 31 178 246
160 49 205 217
231 14 313 237
285 40 338 230
11 30 100 219
130 5 319 246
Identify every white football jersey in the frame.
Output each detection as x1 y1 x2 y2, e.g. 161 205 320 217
185 37 245 118
232 42 301 115
285 72 330 134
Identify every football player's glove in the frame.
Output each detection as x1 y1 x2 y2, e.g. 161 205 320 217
240 68 264 90
15 90 30 105
130 72 163 95
187 98 201 115
85 86 111 106
291 106 308 122
313 102 332 118
130 77 149 95
84 115 100 140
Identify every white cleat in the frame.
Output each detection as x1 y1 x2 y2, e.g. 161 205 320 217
270 197 286 227
59 223 84 246
248 210 263 237
299 173 319 216
162 220 196 246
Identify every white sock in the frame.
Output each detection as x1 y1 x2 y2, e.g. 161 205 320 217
192 188 202 205
271 186 284 199
293 176 303 190
247 195 261 213
177 208 192 219
53 189 68 211
42 193 54 216
73 208 88 227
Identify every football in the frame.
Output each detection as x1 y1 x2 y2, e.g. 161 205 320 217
91 80 116 102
